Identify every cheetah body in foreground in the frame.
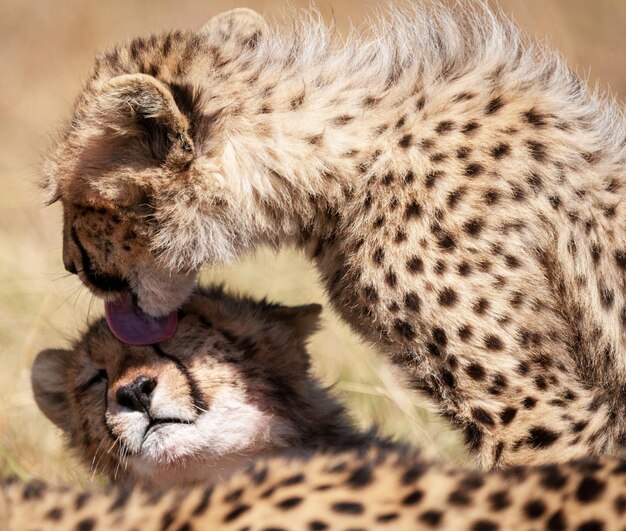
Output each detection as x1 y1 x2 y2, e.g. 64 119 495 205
46 6 626 467
21 285 626 531
4 448 626 531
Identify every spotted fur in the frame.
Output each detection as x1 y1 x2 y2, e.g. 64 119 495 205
44 5 626 467
4 447 626 530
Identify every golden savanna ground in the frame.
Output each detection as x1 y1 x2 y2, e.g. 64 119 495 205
0 0 624 488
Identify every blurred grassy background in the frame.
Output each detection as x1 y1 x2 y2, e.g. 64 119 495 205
0 0 624 488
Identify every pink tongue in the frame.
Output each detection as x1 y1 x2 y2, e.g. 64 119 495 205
105 296 178 346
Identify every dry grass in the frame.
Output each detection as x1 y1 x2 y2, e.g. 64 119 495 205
0 0 623 487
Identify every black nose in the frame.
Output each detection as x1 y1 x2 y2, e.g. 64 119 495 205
116 376 157 413
64 259 78 275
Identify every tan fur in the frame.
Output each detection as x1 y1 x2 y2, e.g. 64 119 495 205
31 287 363 486
44 4 626 467
4 447 626 530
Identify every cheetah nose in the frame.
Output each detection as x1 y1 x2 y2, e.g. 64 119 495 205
116 376 157 413
64 259 78 275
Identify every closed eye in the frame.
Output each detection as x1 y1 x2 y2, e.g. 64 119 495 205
77 369 108 395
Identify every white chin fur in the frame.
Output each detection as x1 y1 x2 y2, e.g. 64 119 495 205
127 387 297 483
133 268 198 317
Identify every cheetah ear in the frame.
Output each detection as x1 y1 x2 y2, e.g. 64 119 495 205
98 73 195 168
31 349 73 432
201 8 266 47
269 304 322 341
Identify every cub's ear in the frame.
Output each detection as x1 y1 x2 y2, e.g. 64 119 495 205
31 349 73 432
98 73 195 167
269 303 322 341
201 8 267 46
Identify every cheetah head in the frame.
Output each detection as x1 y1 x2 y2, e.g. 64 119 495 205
42 8 268 343
31 287 326 486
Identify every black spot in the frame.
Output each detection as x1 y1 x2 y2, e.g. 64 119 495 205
405 201 422 219
448 490 471 506
527 140 547 162
439 287 458 307
402 489 424 505
46 508 63 521
539 466 568 490
447 188 466 208
364 285 379 303
405 292 421 312
192 486 213 516
524 109 547 127
458 325 473 341
382 172 394 185
346 466 372 488
331 502 364 515
22 481 45 500
474 298 490 315
441 369 456 387
462 121 480 134
615 250 626 270
484 189 499 205
402 463 427 484
385 270 397 288
308 522 329 531
488 490 510 511
485 96 504 114
522 396 537 409
484 335 503 350
432 327 447 346
505 255 520 268
427 342 441 358
464 422 483 451
437 233 456 251
472 408 495 426
527 426 560 448
372 247 385 266
332 114 354 126
500 407 517 425
407 256 424 273
465 163 484 177
395 229 408 244
466 363 486 381
577 521 604 531
77 519 96 531
419 510 443 527
615 495 626 515
435 120 454 134
277 496 303 510
224 504 251 522
395 319 415 340
404 170 415 184
576 476 606 503
524 499 546 519
377 513 399 523
546 510 567 531
464 218 483 236
472 521 499 531
548 195 562 209
491 143 510 158
399 134 413 148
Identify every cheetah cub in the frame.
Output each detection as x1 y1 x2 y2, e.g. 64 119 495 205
44 5 625 467
32 286 367 486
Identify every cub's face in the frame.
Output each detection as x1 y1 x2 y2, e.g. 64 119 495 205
32 288 321 485
44 9 268 318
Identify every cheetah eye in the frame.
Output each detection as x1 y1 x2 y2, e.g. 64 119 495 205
79 369 108 393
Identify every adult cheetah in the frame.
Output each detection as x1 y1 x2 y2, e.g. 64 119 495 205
43 5 626 467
